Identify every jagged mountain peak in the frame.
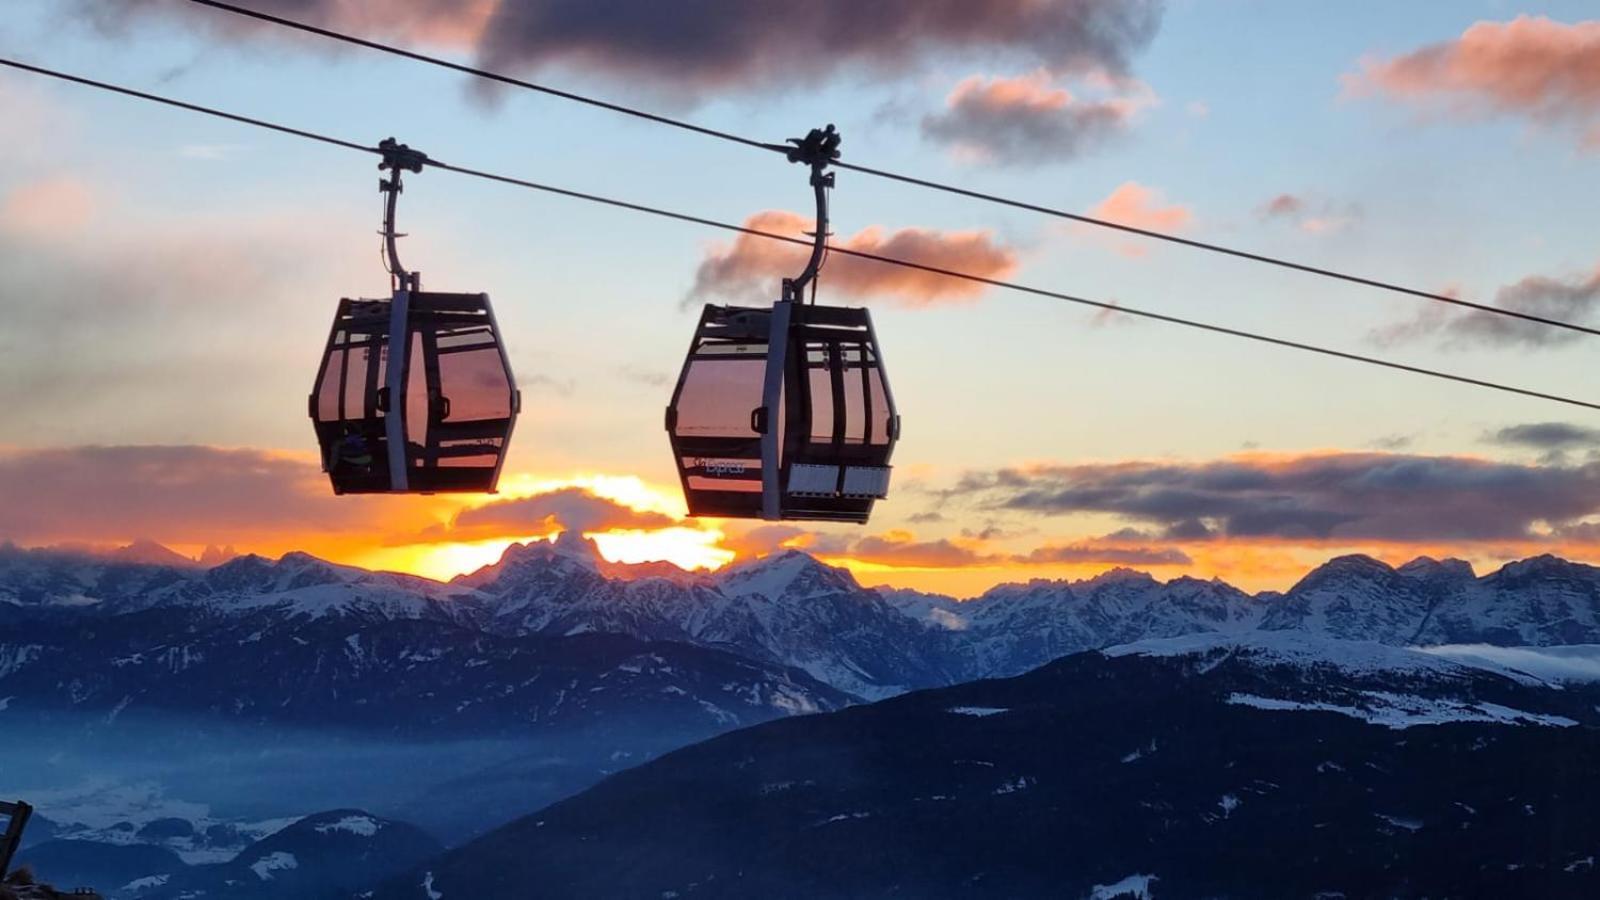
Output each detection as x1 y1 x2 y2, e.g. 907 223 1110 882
1074 566 1159 591
600 558 699 582
1293 553 1396 585
109 539 196 568
198 543 239 568
1159 575 1255 605
1488 553 1599 583
550 529 604 559
973 577 1079 602
277 550 336 568
454 534 605 589
449 533 700 591
715 549 861 599
497 531 604 565
975 569 1165 605
205 552 277 584
205 551 351 593
1260 554 1453 644
1397 555 1476 580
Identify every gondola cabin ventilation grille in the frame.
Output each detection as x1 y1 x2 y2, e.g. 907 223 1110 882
310 139 520 495
666 126 900 523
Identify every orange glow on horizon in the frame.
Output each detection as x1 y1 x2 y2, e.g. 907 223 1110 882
22 457 1600 595
592 527 734 571
351 535 546 582
36 531 1600 598
336 471 730 580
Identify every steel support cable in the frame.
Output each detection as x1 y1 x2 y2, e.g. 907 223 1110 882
3 54 1596 413
185 0 776 154
183 0 1600 340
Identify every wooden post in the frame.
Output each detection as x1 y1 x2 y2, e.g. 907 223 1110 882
0 800 33 877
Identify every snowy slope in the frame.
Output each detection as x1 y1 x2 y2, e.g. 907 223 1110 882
370 632 1600 900
126 809 441 900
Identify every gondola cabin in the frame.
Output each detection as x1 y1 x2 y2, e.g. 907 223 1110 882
310 290 519 494
666 299 898 522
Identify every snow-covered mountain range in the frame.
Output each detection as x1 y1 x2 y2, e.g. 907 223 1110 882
6 537 1600 702
9 537 1600 897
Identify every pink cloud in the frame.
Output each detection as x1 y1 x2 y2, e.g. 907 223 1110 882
690 210 1020 308
1256 192 1361 236
1 176 96 237
1259 193 1305 219
1347 16 1600 149
1089 182 1191 232
921 71 1153 164
1081 182 1192 256
0 445 436 546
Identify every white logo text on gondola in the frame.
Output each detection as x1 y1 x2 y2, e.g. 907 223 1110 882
697 458 748 477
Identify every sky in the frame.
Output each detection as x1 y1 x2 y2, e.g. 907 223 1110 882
3 1 1600 595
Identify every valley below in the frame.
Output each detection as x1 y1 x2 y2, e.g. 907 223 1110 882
4 537 1599 898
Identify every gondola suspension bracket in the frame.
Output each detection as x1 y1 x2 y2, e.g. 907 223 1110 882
377 137 430 292
767 125 840 304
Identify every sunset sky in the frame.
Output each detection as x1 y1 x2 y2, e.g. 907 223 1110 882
4 1 1600 595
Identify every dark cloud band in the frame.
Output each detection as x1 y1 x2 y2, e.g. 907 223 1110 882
920 73 1144 164
424 487 675 542
89 0 1162 97
944 452 1600 542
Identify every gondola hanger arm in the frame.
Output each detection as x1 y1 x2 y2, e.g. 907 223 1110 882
774 124 840 305
378 137 431 291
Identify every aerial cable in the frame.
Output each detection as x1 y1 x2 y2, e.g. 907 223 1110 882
184 0 774 154
3 55 1598 414
184 0 1600 341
